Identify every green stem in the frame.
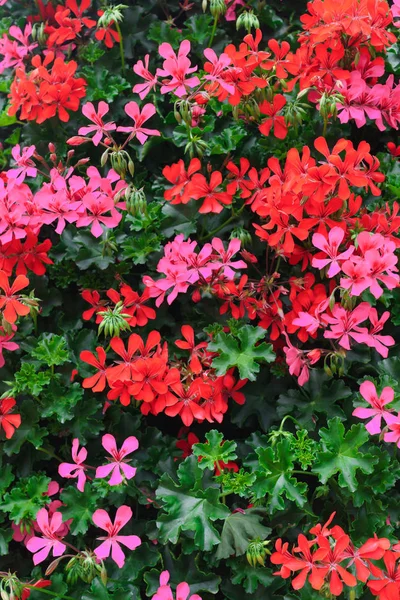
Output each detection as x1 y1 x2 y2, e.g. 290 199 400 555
37 447 63 463
208 15 218 46
278 414 302 432
200 204 245 242
23 585 77 600
114 21 125 72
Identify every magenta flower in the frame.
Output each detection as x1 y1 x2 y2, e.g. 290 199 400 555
117 101 160 145
7 145 37 184
312 227 354 277
93 505 141 568
157 40 200 98
133 54 158 99
384 420 400 447
78 101 116 146
353 381 397 435
0 327 19 368
322 302 370 350
95 434 138 486
26 508 66 565
76 192 122 238
211 238 247 279
365 309 395 358
283 338 309 387
58 438 88 492
151 570 202 600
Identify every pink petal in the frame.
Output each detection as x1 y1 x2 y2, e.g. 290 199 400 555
359 381 377 405
92 508 112 531
120 436 139 456
102 433 118 456
116 534 141 550
94 538 112 560
111 540 126 568
114 505 132 530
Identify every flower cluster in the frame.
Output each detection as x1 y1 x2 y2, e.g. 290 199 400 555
80 327 247 425
272 512 400 599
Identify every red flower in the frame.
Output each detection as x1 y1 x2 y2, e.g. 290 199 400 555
0 397 21 439
80 346 108 392
0 271 30 324
259 95 288 139
189 171 233 214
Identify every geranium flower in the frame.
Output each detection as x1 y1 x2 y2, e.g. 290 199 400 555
117 101 160 144
353 381 397 435
93 505 141 568
157 40 200 97
0 397 21 439
95 434 138 486
7 144 37 184
312 227 354 277
132 54 158 99
26 509 66 565
58 438 88 492
80 346 108 392
78 101 116 146
0 271 30 324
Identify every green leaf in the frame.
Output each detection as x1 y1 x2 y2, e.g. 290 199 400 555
252 439 308 512
208 124 247 155
81 67 130 102
12 363 51 396
40 382 84 423
312 418 378 492
156 455 230 551
32 333 70 367
60 486 100 535
0 527 12 556
0 106 16 127
216 508 271 559
228 558 282 594
208 325 275 381
277 371 349 429
3 399 48 456
192 430 237 471
1 475 50 523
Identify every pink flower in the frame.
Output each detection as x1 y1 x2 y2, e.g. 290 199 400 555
0 327 19 368
151 570 202 600
93 505 141 568
8 145 37 184
95 434 138 486
322 302 370 350
157 40 200 98
384 420 400 447
76 192 122 238
132 54 158 99
78 101 116 146
211 238 247 279
117 101 160 144
203 48 234 94
312 227 354 277
353 381 397 435
364 308 395 358
26 508 66 565
58 438 88 492
283 338 309 386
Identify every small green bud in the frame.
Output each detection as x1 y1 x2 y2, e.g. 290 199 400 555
210 0 226 17
236 10 260 33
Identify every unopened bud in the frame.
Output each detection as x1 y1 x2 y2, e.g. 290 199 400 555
67 136 90 146
210 0 226 17
48 143 56 153
202 0 207 11
236 10 260 32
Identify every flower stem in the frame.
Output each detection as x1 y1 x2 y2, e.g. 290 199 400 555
208 15 218 46
23 586 77 600
114 21 125 72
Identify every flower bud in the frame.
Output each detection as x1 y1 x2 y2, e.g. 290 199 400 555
67 136 90 146
210 0 226 17
236 10 260 33
202 0 207 11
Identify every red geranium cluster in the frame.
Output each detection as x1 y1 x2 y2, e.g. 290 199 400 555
80 326 247 426
8 52 86 123
272 512 400 600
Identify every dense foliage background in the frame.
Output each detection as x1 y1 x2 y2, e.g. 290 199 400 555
0 0 400 599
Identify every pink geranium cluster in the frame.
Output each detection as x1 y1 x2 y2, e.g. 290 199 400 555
336 72 400 131
58 434 139 491
353 381 400 450
0 24 37 73
70 99 160 147
26 503 141 569
1 160 127 241
312 228 399 299
143 235 247 306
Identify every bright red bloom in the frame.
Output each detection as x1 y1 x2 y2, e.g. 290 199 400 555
0 397 21 439
189 171 233 214
80 346 108 392
0 271 30 324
